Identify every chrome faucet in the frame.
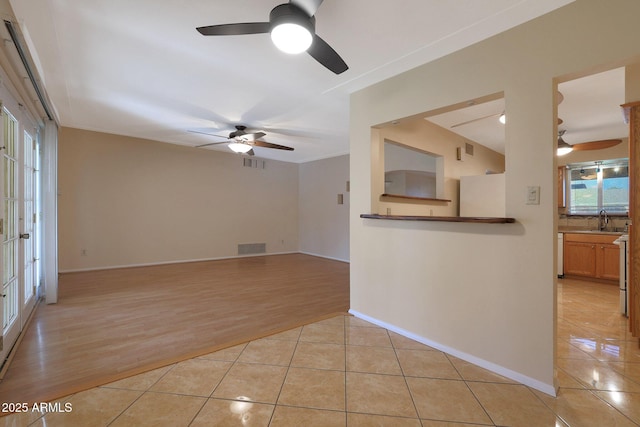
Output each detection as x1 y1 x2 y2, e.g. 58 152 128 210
598 209 608 231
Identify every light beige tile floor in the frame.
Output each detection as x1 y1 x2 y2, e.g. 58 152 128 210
1 277 639 426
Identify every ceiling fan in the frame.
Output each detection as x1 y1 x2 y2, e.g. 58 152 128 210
196 0 348 74
192 125 295 155
557 129 622 156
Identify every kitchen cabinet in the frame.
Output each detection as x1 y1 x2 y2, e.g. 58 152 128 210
563 233 620 282
597 243 621 281
564 241 596 276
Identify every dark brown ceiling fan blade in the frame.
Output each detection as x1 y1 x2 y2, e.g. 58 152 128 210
571 139 623 151
196 22 270 36
252 140 294 151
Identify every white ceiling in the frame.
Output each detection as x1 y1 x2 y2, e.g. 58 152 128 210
6 0 576 162
557 67 627 147
426 97 506 154
426 67 628 154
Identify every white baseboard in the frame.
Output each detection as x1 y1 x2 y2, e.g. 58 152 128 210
299 251 349 263
348 309 557 397
58 251 300 273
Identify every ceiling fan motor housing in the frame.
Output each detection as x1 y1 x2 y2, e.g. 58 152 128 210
229 125 246 139
269 4 315 35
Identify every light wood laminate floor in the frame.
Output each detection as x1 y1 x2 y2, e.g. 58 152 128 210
0 254 350 405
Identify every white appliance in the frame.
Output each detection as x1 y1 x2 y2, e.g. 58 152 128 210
557 233 564 278
613 234 629 316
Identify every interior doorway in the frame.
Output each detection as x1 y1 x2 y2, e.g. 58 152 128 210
554 65 635 384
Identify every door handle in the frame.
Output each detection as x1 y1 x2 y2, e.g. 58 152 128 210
20 233 30 239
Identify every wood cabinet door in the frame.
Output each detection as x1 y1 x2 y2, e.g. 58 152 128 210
597 243 620 281
564 241 596 277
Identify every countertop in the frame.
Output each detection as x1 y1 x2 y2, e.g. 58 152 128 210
558 227 625 236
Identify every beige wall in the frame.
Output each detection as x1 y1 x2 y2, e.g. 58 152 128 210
350 0 640 395
58 127 299 271
374 117 505 216
626 63 640 102
299 155 350 261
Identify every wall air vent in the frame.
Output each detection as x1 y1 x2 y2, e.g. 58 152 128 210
238 243 266 255
465 143 474 156
243 158 265 169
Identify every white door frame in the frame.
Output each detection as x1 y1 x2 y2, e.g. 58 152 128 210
21 126 38 324
42 120 57 304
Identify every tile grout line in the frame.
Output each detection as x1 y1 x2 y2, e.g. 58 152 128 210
186 342 248 426
442 352 497 426
343 315 348 426
206 342 248 399
104 389 149 426
266 321 304 426
528 385 571 427
104 362 179 427
585 387 640 425
387 327 422 422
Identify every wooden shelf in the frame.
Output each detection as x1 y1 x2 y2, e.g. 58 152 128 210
360 214 516 224
381 193 451 203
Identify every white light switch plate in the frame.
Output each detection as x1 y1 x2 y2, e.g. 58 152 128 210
526 186 540 205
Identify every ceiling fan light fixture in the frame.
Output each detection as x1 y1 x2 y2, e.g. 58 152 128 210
557 136 573 156
271 23 312 54
228 142 252 153
269 4 314 54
